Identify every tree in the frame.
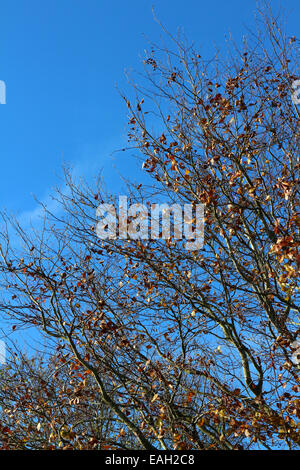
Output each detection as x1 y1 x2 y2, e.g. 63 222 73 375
0 348 123 449
0 3 299 450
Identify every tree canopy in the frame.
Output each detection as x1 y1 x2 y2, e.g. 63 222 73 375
0 3 299 450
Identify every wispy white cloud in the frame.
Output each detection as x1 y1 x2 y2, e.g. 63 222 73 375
15 136 128 228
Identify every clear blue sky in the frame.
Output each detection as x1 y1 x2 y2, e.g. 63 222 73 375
0 0 299 219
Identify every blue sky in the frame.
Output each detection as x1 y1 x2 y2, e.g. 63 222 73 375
0 0 299 220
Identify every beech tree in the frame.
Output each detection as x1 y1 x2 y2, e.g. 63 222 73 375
0 4 299 450
0 349 119 449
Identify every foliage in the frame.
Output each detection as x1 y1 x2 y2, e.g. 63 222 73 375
0 3 299 450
